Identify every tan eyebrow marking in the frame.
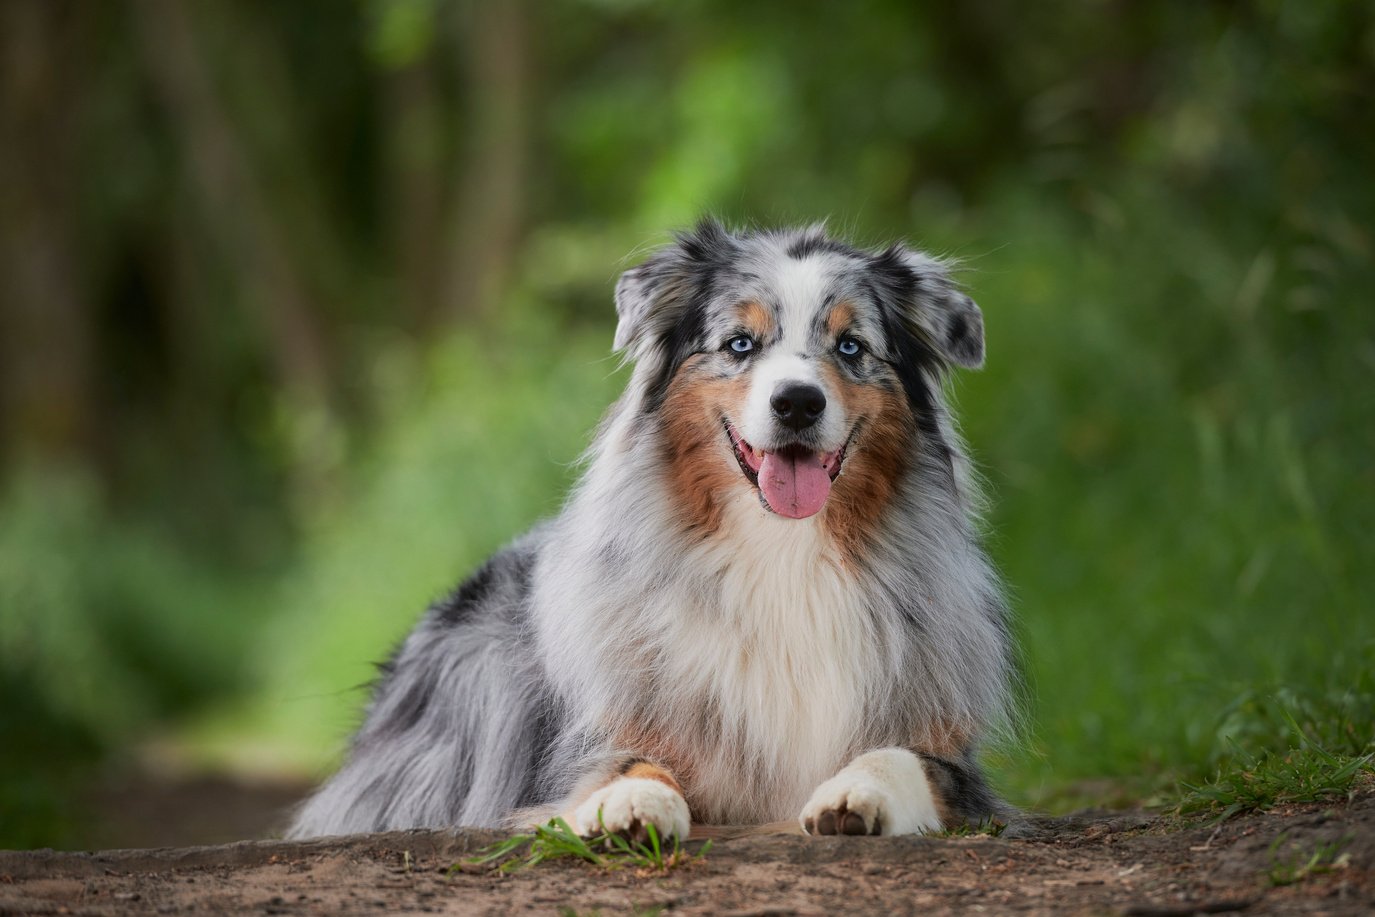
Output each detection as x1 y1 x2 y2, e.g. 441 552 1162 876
825 300 856 337
737 300 775 339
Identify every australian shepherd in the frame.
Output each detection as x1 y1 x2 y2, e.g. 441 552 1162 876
290 220 1015 841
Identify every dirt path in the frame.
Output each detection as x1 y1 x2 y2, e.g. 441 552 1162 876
3 789 1371 916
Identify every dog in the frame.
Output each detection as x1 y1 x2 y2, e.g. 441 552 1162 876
288 220 1016 841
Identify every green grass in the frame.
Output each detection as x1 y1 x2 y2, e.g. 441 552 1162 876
1266 833 1354 887
1179 744 1372 821
1177 702 1373 820
459 816 710 874
961 187 1375 809
1173 666 1375 819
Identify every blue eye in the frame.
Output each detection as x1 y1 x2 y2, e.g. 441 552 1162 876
728 335 755 354
838 337 863 357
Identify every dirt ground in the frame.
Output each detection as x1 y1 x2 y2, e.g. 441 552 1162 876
3 786 1372 916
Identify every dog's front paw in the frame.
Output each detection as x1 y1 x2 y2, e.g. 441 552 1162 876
800 774 890 836
800 748 942 837
573 777 690 843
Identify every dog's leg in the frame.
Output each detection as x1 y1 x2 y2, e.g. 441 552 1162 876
561 759 691 843
799 747 944 836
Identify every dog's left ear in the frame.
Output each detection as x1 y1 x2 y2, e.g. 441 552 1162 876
874 246 985 369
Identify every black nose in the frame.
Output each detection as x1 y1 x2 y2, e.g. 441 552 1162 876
771 382 827 431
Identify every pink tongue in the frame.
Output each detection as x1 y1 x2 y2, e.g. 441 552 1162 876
759 450 832 519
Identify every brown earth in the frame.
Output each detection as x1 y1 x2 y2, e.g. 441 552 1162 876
3 787 1372 916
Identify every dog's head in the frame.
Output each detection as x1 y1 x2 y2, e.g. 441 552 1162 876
614 220 984 531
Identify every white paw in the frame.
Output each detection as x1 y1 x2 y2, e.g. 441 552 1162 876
800 748 942 837
572 777 691 842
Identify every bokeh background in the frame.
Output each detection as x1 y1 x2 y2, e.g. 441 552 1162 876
2 0 1372 849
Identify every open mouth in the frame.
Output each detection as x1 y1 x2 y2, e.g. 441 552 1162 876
724 420 852 519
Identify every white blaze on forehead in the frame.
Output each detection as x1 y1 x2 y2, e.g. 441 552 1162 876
767 254 832 351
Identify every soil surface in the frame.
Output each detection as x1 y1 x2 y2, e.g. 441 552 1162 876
3 788 1372 916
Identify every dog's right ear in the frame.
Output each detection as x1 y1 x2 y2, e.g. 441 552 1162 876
612 257 670 353
614 218 734 356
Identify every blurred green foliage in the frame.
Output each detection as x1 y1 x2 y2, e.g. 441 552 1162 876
1 0 1372 846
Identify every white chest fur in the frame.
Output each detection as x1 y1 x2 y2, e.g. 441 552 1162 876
661 500 888 821
536 477 896 823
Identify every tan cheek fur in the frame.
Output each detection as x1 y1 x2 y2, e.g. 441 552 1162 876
659 355 751 537
660 348 914 559
819 362 914 565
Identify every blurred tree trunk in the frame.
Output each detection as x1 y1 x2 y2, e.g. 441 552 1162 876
386 53 446 330
0 1 95 464
132 0 332 412
441 0 531 322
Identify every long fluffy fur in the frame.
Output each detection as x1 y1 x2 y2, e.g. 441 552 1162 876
289 221 1015 838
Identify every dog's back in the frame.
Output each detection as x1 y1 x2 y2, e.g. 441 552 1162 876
289 532 561 837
